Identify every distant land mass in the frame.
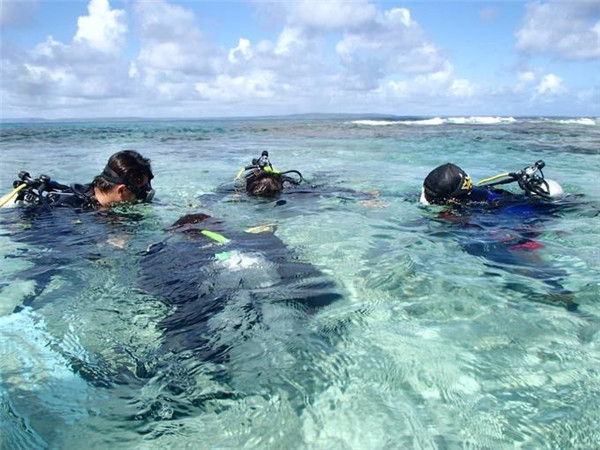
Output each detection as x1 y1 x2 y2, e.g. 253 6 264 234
0 113 410 123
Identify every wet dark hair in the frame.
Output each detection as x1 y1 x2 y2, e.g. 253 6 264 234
246 172 283 197
93 150 153 194
423 163 473 204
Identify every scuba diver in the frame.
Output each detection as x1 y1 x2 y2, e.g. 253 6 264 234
235 151 304 197
141 212 343 353
421 160 564 206
91 210 346 418
0 150 155 313
0 150 154 210
204 150 384 211
420 160 578 310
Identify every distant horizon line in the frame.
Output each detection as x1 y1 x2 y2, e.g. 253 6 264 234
1 112 598 123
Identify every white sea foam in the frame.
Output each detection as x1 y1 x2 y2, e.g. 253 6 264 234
550 118 597 126
350 120 400 126
403 117 445 125
351 116 517 126
445 116 517 125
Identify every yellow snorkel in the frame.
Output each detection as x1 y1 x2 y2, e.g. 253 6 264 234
0 183 27 208
235 167 246 180
200 229 230 244
477 172 510 186
236 151 304 188
476 161 560 199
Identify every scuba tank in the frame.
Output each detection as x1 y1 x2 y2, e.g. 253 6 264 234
236 151 304 186
478 160 564 200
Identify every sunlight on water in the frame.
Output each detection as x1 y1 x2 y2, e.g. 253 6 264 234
1 117 599 448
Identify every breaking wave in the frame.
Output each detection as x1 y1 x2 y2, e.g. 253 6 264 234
350 120 401 126
542 118 597 126
350 116 598 127
351 116 517 126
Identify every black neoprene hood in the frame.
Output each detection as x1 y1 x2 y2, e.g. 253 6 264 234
423 163 473 203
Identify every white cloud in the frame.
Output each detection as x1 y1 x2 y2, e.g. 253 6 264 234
32 35 68 59
229 38 253 63
519 71 536 84
515 70 537 92
1 0 460 116
262 0 377 32
195 71 277 102
227 29 323 81
74 0 127 53
450 78 474 98
336 7 447 87
128 63 138 79
1 0 131 108
128 0 230 105
2 0 597 118
255 1 447 91
383 62 475 102
536 73 564 95
134 0 222 75
516 0 600 60
385 8 412 27
275 27 307 56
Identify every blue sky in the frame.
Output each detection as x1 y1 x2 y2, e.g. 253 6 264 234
1 0 598 119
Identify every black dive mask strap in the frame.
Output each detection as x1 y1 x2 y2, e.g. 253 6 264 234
101 166 126 185
101 166 154 202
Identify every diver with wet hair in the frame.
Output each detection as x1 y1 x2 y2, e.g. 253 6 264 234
236 150 304 197
420 160 580 310
202 150 385 212
1 150 154 210
0 150 155 314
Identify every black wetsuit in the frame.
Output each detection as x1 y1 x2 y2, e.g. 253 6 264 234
139 214 343 362
32 183 99 210
201 178 379 212
0 183 143 313
428 188 583 309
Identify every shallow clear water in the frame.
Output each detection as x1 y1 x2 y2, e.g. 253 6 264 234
1 116 600 448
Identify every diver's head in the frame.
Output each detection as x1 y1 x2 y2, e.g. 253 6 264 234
422 163 473 205
93 150 154 205
246 172 283 197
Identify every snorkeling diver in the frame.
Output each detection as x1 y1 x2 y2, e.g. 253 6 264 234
420 160 577 310
235 151 304 196
0 150 155 210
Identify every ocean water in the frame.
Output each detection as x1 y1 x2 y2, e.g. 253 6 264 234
0 116 599 449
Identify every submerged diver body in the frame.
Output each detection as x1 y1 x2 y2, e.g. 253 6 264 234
93 211 348 421
421 160 579 310
140 212 343 361
0 150 155 311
